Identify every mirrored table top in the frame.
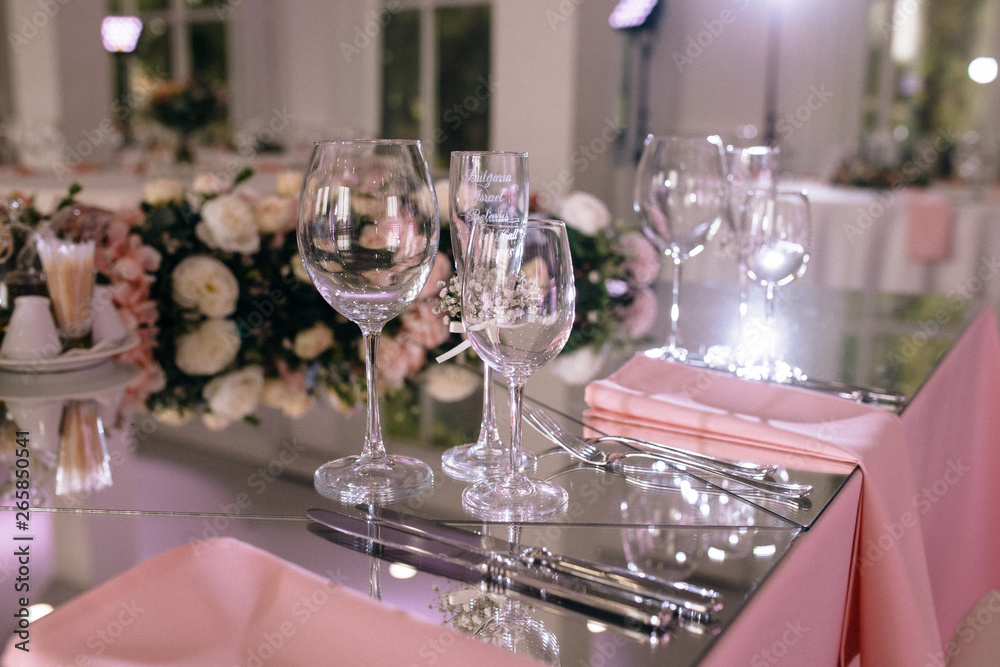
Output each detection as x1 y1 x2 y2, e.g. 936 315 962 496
0 281 983 665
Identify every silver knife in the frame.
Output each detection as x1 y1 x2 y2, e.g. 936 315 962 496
359 504 723 621
307 507 704 635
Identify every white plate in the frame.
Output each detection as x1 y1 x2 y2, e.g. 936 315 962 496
0 332 141 374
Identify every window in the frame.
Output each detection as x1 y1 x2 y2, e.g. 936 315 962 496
862 0 999 179
108 0 230 141
380 1 492 172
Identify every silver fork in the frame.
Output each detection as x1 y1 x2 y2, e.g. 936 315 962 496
524 403 777 480
524 408 813 500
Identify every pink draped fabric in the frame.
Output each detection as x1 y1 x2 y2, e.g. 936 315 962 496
1 537 544 666
583 352 946 665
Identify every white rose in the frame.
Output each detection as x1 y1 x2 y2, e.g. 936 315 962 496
196 193 260 254
253 195 293 234
291 254 312 283
275 171 303 198
152 406 193 426
550 345 609 385
201 413 232 431
422 364 480 402
171 255 239 318
261 379 314 417
175 318 241 376
192 172 226 197
293 322 334 360
554 191 612 236
203 365 264 420
143 178 185 206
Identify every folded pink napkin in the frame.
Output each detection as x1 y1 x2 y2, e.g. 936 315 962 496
584 355 940 665
1 537 543 666
904 189 953 263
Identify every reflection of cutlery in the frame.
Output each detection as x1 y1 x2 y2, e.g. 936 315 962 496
307 507 716 634
524 403 777 479
361 504 722 621
525 406 812 501
789 377 907 408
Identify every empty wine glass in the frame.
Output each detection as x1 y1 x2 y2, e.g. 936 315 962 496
297 139 439 504
634 135 727 361
461 219 575 521
740 189 811 381
442 151 530 482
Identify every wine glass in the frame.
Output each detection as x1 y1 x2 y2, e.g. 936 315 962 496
634 135 727 361
297 139 439 504
442 151 530 482
740 189 811 381
460 219 575 521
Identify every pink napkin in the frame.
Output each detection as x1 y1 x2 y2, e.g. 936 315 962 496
584 356 941 666
1 537 543 667
904 189 953 263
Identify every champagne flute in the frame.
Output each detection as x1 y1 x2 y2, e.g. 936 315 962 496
442 151 530 482
461 219 575 521
741 189 811 381
297 139 439 504
634 135 727 361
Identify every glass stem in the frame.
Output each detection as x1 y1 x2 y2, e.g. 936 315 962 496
360 328 387 464
476 363 501 448
669 259 682 350
765 283 777 373
506 380 526 484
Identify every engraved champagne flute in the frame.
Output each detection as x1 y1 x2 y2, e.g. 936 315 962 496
442 151 530 482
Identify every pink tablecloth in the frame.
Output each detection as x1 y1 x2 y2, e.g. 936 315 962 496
583 307 1000 666
1 537 543 667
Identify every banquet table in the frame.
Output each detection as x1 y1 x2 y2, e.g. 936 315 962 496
1 281 998 666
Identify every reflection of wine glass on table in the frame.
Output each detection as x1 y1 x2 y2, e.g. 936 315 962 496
297 139 440 504
442 151 530 482
740 189 811 381
634 135 727 361
460 219 575 521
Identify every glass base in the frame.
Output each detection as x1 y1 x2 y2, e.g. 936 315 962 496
462 476 568 522
736 359 807 383
644 343 689 362
441 442 537 483
314 454 433 504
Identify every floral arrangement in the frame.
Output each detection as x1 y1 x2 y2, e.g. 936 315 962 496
135 169 458 429
146 79 225 162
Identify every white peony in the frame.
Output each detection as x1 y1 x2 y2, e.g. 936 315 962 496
196 193 260 254
174 318 241 376
554 191 613 236
275 171 303 198
253 195 294 234
550 345 610 385
260 378 314 417
292 322 334 360
203 365 265 420
422 363 480 402
143 178 185 206
171 255 239 318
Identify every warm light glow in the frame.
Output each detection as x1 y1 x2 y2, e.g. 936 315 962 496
586 621 608 633
753 544 778 558
27 603 54 622
388 563 418 579
969 57 998 84
609 0 659 29
101 16 142 53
